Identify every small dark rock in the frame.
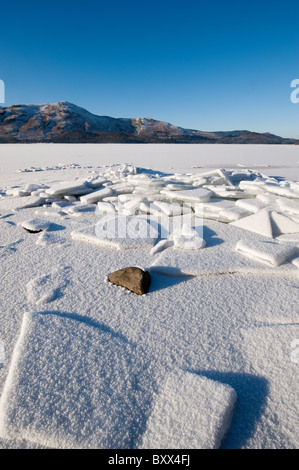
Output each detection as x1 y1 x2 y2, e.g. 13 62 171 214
108 267 151 295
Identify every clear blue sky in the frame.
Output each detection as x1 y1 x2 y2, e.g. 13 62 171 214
1 0 299 137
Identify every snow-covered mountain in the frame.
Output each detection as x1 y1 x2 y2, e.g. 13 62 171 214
0 101 297 144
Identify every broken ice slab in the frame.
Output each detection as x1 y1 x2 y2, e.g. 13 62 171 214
270 211 299 235
276 197 299 216
238 181 266 195
85 177 109 189
262 183 299 199
46 180 91 197
195 200 250 222
235 239 297 267
139 370 236 449
80 187 114 204
95 202 116 215
256 193 278 204
236 198 269 214
230 210 273 238
153 201 186 217
160 187 212 203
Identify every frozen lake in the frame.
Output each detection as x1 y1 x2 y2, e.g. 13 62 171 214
1 144 299 182
0 144 298 449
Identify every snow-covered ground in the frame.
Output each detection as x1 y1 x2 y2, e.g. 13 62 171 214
0 144 298 449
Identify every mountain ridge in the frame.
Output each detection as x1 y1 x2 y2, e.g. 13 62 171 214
0 101 297 144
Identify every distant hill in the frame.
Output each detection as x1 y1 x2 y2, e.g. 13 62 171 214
0 101 297 144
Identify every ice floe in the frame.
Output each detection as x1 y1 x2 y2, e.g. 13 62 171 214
140 370 236 449
235 239 298 267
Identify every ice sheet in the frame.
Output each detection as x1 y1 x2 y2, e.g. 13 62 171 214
0 311 153 449
140 370 236 449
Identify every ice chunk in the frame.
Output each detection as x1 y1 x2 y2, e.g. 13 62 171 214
160 187 212 203
229 170 252 182
47 181 89 197
139 370 236 449
139 202 165 215
127 174 165 188
197 199 235 215
20 219 51 233
235 239 297 267
151 201 182 217
262 183 299 199
276 197 299 216
123 197 144 212
217 207 251 223
95 202 116 215
64 195 77 202
230 210 273 238
118 194 144 204
105 183 135 195
172 224 205 250
217 168 234 187
85 177 108 189
80 187 114 204
236 198 268 213
270 211 299 235
256 193 279 204
238 181 265 195
6 188 30 197
165 184 195 191
198 201 250 222
204 186 250 199
51 201 73 209
133 187 161 196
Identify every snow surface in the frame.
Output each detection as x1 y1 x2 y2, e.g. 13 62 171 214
0 144 298 449
139 370 237 449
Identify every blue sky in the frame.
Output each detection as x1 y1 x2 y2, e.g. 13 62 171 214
0 0 299 137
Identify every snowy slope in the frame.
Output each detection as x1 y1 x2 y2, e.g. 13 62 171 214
0 102 297 143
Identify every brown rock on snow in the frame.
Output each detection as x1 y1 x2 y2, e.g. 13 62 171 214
108 267 151 295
